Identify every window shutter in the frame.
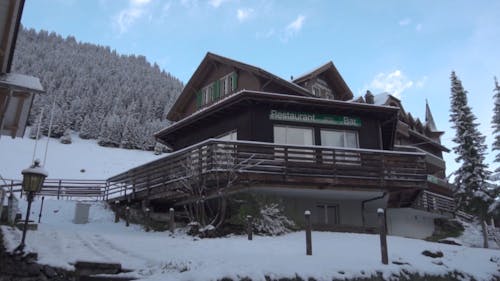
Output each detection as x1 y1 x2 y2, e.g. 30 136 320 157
213 80 220 100
196 91 202 108
231 72 238 91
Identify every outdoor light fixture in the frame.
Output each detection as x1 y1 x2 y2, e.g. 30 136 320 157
15 159 48 253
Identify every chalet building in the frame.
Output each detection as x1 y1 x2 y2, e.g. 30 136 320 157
108 53 455 239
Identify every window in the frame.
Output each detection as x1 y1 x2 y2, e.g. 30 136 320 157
320 129 360 165
217 130 237 141
315 204 339 225
311 81 333 100
273 125 314 162
197 72 238 108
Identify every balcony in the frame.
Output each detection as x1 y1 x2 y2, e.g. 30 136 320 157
106 139 429 202
412 190 455 215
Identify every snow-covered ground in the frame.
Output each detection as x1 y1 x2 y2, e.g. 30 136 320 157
1 198 500 281
0 133 161 180
2 134 500 280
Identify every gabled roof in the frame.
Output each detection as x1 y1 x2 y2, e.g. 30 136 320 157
167 52 313 121
293 61 354 101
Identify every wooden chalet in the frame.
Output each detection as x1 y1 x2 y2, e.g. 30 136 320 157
107 52 454 239
0 0 45 138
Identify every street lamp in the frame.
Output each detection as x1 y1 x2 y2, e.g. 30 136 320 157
15 159 47 253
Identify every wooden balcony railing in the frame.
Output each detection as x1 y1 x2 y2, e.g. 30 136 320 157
105 139 429 202
412 190 455 214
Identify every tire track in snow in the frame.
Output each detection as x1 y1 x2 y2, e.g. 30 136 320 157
74 233 154 268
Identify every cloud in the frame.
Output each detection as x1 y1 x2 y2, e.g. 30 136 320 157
399 18 411 26
287 15 305 33
367 70 414 98
256 28 275 39
236 8 254 22
415 23 423 31
181 0 198 8
415 76 428 88
282 15 305 41
209 0 230 8
113 0 153 34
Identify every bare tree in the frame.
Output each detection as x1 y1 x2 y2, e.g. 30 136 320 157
176 142 262 230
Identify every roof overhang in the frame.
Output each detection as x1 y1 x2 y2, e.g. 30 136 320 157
293 61 354 101
0 73 45 138
0 0 24 73
156 90 399 148
167 52 313 121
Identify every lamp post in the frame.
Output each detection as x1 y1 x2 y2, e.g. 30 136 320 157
15 160 47 253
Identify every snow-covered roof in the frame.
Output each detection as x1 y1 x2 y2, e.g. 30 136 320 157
0 73 44 93
372 92 391 105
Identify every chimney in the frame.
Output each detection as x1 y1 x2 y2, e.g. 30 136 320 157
365 90 374 104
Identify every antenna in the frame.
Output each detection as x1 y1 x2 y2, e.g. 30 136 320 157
32 108 44 164
42 96 57 167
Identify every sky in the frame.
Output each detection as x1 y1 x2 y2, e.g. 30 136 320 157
20 0 500 175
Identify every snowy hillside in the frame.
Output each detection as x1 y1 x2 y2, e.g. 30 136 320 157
0 133 161 180
2 199 500 281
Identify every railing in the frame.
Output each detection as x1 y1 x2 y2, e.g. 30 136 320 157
0 179 106 200
106 139 429 201
412 190 455 214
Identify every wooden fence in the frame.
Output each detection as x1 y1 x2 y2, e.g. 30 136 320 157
0 179 106 200
105 139 429 202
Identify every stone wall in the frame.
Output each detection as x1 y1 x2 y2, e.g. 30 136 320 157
0 228 76 281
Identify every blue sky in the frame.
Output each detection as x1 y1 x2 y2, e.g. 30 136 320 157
21 0 500 175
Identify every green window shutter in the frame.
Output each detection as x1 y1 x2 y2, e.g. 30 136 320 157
232 72 238 91
214 80 221 100
196 91 202 108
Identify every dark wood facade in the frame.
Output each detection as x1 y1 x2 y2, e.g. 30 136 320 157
108 52 455 228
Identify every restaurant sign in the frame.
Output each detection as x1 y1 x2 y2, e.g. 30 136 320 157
269 110 361 127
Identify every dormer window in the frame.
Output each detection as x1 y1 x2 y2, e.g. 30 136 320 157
311 78 334 99
196 72 238 108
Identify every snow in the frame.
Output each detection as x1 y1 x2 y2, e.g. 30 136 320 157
0 133 161 180
0 73 44 92
1 198 500 281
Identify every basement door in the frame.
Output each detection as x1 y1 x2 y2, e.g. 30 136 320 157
315 204 339 225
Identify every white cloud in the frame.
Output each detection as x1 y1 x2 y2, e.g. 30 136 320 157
113 0 153 34
367 70 414 98
131 0 152 5
236 8 254 22
256 28 275 39
282 15 305 41
415 76 428 88
181 0 198 8
209 0 230 8
416 23 423 31
399 18 411 26
287 15 305 33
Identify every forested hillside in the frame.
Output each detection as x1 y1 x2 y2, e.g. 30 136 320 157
11 27 183 150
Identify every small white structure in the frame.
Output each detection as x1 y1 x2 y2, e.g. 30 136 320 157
73 202 90 224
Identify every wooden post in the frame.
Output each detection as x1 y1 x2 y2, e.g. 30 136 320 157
491 218 496 228
169 208 175 233
145 208 151 232
305 210 312 256
125 206 130 227
37 196 45 223
114 201 120 223
378 208 388 265
482 220 489 249
57 179 62 200
246 215 253 241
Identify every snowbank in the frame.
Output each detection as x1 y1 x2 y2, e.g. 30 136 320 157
0 133 160 180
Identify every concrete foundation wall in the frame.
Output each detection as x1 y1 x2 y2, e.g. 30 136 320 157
281 196 364 227
386 208 436 239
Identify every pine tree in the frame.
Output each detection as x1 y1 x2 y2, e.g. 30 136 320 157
492 77 500 173
449 71 492 219
488 77 500 215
